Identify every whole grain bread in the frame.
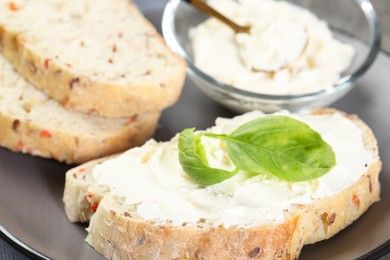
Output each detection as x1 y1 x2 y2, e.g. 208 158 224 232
0 0 186 117
63 109 381 259
0 55 160 164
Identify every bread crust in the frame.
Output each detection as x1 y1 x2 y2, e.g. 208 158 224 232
83 164 381 259
0 1 186 117
306 108 381 244
0 49 161 164
64 157 113 222
306 161 380 244
0 112 160 164
63 109 382 258
86 196 313 260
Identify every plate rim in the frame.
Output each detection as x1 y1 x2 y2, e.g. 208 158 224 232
0 225 50 260
1 4 390 260
1 224 390 260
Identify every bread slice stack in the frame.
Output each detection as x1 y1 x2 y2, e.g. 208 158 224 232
0 0 186 163
63 109 381 259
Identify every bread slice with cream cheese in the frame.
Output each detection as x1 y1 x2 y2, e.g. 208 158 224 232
63 108 381 258
0 0 186 117
0 54 160 164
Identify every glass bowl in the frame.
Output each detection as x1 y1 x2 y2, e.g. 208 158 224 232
162 0 381 113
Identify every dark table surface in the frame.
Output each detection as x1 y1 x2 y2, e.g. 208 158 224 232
1 0 390 259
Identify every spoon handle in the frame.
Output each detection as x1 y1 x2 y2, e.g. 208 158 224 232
182 0 250 33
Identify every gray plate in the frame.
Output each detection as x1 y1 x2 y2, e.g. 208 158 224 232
0 3 390 260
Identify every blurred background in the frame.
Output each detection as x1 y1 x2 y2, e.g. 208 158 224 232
374 0 390 53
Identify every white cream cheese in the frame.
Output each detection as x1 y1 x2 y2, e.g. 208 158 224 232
92 111 376 227
236 18 308 72
189 0 355 95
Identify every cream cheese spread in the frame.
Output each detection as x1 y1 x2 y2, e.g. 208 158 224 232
92 111 376 227
189 0 355 95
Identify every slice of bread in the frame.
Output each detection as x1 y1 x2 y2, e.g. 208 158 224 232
0 55 160 164
0 0 186 117
63 109 381 258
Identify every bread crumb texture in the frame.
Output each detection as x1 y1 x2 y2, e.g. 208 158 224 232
0 55 160 163
0 0 186 117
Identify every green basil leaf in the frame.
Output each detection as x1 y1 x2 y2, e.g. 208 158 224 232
178 128 238 186
221 115 336 182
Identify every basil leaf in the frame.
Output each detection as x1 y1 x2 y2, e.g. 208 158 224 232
178 128 238 186
220 116 336 182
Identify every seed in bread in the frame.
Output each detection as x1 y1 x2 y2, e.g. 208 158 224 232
0 0 186 117
63 109 381 259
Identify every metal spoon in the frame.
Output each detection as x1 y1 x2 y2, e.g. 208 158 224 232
183 0 250 33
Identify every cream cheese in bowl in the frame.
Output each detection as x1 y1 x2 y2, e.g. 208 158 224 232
189 0 355 95
236 18 308 72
